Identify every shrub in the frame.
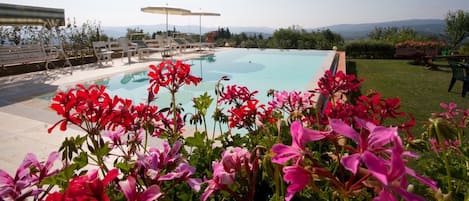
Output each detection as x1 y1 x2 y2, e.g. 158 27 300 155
345 40 395 59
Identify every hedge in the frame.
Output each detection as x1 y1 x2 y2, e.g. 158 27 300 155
345 40 395 59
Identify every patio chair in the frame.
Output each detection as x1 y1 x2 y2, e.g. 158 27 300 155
132 40 167 61
448 61 469 97
117 37 137 64
92 41 114 66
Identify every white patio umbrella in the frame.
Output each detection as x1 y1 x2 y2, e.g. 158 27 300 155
184 11 220 50
141 6 191 45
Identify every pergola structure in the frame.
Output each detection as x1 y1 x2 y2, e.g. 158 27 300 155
0 3 70 70
0 3 65 27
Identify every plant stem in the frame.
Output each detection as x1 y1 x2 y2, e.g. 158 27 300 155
144 127 149 153
274 164 281 201
435 122 452 190
171 90 178 142
203 115 208 134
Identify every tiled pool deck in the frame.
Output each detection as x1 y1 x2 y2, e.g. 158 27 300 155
0 49 345 175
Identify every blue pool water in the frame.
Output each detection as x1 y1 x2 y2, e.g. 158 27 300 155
102 48 335 107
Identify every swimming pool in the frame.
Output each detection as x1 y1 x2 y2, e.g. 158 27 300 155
101 48 336 106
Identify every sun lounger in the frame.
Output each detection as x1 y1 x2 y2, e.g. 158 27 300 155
132 40 167 60
117 37 138 64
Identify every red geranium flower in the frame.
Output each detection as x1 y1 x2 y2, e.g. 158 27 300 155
46 169 119 201
148 60 202 99
48 84 135 134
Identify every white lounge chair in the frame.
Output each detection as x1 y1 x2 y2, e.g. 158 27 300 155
118 37 137 64
92 41 114 66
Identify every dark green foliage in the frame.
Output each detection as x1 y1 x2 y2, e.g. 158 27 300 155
445 10 469 50
345 40 395 59
368 26 423 43
270 28 343 50
216 27 343 50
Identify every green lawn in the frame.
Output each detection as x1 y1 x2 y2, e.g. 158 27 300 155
347 59 468 133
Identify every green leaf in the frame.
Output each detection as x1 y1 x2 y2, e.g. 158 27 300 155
95 144 111 158
193 92 214 116
115 161 135 174
185 131 207 147
73 152 88 168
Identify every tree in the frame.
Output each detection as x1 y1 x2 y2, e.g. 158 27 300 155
445 10 469 50
368 27 420 43
125 27 144 40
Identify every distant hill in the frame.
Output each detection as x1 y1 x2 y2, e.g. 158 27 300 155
102 19 446 40
315 19 446 40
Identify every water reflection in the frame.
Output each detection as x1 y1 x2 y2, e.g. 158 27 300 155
120 71 149 85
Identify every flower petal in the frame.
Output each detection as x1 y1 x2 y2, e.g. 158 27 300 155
373 189 398 201
330 119 359 142
362 151 388 185
140 185 162 201
341 153 361 174
290 120 303 148
405 167 438 190
354 117 377 132
271 144 300 165
102 169 119 186
283 166 310 201
186 178 202 192
368 126 397 149
392 186 426 201
119 176 136 201
303 127 331 142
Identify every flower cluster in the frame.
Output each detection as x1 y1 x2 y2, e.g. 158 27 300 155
269 90 316 122
271 121 330 201
148 60 202 99
46 169 119 201
323 91 414 138
395 40 445 49
135 140 202 191
426 102 468 154
272 118 437 201
316 70 362 98
202 147 259 201
148 59 202 137
218 85 258 106
2 59 458 201
48 84 134 133
432 102 469 129
218 85 276 130
0 152 61 200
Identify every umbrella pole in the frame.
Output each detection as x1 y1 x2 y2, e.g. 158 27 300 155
199 15 202 51
166 11 170 50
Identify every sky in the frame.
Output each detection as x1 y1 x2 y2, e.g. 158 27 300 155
3 0 469 29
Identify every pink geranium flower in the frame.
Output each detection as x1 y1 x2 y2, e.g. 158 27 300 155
159 163 202 192
221 147 252 171
201 162 235 201
330 117 397 174
367 137 436 201
104 127 126 148
0 152 61 200
119 176 161 201
283 165 311 201
269 90 315 114
272 120 330 165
